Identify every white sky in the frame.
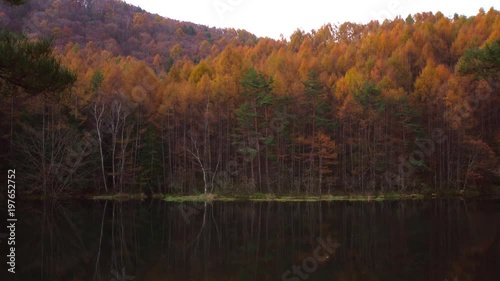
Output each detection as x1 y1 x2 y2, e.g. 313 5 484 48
123 0 497 39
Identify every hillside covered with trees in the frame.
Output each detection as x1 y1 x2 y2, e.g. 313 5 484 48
0 0 257 66
1 0 499 196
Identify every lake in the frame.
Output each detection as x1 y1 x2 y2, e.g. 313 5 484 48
5 199 500 281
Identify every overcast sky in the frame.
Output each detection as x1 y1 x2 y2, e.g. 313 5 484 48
123 0 497 39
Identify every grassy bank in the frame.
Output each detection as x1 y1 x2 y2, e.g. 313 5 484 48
12 186 500 201
162 188 498 202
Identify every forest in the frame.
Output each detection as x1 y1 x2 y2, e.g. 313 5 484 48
0 0 499 197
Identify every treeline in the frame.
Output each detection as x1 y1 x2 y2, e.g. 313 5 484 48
1 7 499 196
0 0 257 66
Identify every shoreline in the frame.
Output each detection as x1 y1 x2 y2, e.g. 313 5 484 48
10 187 500 202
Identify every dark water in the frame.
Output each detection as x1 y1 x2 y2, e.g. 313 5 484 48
3 199 499 281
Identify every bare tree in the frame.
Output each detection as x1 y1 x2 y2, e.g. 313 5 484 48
92 98 108 192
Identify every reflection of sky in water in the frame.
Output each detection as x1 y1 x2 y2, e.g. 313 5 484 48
9 199 500 281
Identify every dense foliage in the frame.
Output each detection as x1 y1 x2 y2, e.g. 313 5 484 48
1 0 499 195
0 0 256 65
0 31 76 94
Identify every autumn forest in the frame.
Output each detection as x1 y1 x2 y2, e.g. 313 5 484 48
1 0 499 197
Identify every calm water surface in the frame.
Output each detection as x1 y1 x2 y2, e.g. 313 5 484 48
5 199 500 281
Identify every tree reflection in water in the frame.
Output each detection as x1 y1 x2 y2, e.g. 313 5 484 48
10 199 500 281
